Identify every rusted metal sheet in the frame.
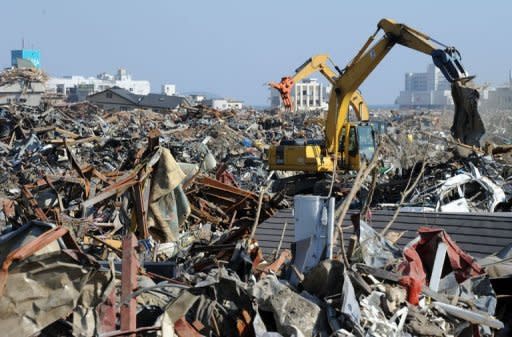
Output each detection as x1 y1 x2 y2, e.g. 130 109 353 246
65 142 90 197
80 171 139 210
195 176 257 200
120 233 138 336
2 199 15 218
215 163 239 187
21 185 48 221
174 317 204 337
133 176 149 239
98 289 117 333
0 226 69 295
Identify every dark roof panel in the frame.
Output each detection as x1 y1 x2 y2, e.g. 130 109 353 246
139 93 190 109
109 86 142 104
87 87 190 110
255 209 512 259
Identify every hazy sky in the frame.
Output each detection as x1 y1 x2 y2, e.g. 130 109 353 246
1 1 510 105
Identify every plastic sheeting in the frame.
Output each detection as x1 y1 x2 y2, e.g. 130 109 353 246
353 220 402 268
0 223 115 337
147 148 191 242
250 274 327 337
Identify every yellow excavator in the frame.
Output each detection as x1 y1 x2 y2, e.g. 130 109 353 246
268 54 372 172
268 18 472 173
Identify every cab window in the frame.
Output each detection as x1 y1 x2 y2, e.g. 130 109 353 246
348 127 357 155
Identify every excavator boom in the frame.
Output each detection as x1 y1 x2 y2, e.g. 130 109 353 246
325 18 473 155
269 54 369 121
269 54 337 111
267 53 372 173
267 18 478 175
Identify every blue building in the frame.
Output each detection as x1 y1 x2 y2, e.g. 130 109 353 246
11 49 41 69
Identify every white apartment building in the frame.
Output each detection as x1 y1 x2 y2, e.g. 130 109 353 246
189 94 206 105
162 84 176 96
208 98 243 110
270 78 330 111
395 64 453 108
47 68 150 101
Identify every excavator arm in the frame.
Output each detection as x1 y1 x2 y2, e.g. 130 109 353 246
267 18 476 175
325 18 472 155
269 54 369 121
269 54 337 111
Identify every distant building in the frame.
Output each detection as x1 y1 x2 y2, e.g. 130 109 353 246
47 68 150 101
206 98 243 110
0 80 45 106
189 94 206 105
479 72 512 111
269 88 281 108
0 50 45 106
404 64 450 91
270 78 329 111
11 49 41 69
395 64 453 109
481 87 512 111
87 87 190 112
72 83 96 102
162 84 176 96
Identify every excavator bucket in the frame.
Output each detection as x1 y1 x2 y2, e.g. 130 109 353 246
432 48 485 146
450 83 485 147
269 77 294 111
432 48 469 83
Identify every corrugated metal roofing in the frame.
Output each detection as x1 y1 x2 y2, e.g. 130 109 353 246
109 87 142 103
255 209 512 259
88 87 190 110
139 93 190 109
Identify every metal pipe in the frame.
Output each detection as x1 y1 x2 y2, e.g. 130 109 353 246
275 221 288 260
327 197 335 259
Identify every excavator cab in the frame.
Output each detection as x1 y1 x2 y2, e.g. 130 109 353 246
356 124 376 161
339 123 376 170
268 18 478 185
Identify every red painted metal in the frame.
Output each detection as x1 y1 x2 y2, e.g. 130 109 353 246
269 76 294 110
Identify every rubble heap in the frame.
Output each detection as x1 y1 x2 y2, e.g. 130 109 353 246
0 209 509 336
0 92 511 336
0 67 48 85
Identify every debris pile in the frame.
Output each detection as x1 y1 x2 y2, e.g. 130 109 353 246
361 107 512 213
373 152 512 212
0 101 291 234
0 100 291 336
1 207 509 336
0 83 511 336
0 67 48 85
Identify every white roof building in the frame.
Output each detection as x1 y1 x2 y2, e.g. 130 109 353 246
47 68 150 101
